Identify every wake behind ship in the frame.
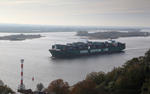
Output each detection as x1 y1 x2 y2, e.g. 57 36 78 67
49 40 126 58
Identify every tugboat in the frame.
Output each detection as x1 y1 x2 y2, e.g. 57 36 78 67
49 40 126 58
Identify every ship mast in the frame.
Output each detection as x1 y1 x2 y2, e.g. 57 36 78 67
18 59 25 91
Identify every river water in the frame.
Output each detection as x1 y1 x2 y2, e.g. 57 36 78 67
0 32 150 91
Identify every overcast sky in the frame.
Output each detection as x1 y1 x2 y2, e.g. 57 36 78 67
0 0 150 27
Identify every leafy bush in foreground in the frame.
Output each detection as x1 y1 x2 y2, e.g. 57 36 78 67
84 49 150 94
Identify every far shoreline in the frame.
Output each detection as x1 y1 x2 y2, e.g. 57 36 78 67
0 34 43 41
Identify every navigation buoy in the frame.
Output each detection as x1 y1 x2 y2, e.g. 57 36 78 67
32 77 34 81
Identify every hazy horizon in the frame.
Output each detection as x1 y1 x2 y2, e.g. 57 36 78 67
0 0 150 27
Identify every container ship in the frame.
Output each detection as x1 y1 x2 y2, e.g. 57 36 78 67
49 40 126 58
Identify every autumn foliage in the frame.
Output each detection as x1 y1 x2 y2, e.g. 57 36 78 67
70 80 97 94
45 79 69 94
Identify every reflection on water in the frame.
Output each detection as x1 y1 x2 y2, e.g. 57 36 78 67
0 32 150 91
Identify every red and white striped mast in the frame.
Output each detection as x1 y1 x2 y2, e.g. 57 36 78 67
21 59 24 87
18 59 25 90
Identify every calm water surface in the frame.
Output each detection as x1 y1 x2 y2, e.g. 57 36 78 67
0 32 150 90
